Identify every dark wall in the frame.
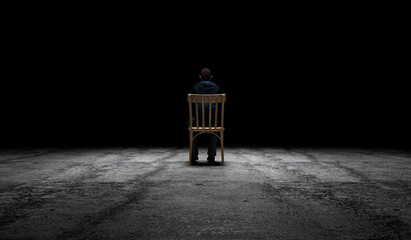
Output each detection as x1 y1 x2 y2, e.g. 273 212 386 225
2 4 408 149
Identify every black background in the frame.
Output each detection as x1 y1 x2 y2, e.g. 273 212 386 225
2 3 409 149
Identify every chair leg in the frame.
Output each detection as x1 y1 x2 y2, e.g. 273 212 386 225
220 131 224 166
189 131 193 166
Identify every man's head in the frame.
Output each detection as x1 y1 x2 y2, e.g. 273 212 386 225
199 68 212 81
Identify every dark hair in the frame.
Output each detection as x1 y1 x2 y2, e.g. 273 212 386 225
200 68 212 81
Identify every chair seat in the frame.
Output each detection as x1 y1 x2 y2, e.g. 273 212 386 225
189 127 224 132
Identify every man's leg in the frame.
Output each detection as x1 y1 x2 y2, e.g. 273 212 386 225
207 134 217 161
192 135 199 160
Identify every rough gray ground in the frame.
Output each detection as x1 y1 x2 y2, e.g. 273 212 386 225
0 147 410 240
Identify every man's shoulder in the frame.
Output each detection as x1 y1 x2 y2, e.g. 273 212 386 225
191 81 220 94
201 81 220 88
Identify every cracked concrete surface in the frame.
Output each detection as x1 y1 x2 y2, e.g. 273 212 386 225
0 147 410 239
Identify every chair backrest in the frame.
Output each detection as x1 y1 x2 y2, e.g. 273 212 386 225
188 94 226 130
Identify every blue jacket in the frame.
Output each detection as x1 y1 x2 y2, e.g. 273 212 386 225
191 81 220 125
191 81 220 94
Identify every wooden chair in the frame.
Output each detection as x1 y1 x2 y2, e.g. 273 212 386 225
187 94 226 166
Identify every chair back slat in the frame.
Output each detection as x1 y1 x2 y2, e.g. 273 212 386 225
208 96 212 128
202 98 205 129
214 100 218 129
195 100 199 128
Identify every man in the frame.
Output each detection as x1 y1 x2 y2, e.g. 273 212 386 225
190 67 220 163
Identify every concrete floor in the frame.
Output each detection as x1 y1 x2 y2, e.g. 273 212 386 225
0 147 410 240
